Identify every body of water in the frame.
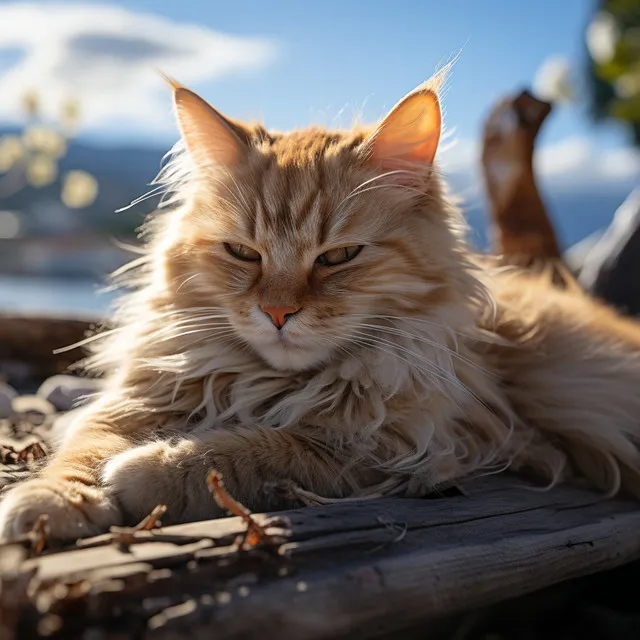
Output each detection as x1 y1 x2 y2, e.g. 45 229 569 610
0 276 117 316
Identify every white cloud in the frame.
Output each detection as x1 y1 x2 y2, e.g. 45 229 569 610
0 3 278 129
536 137 591 177
533 56 574 103
536 137 640 186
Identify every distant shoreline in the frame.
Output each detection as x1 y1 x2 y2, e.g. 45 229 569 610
0 274 117 315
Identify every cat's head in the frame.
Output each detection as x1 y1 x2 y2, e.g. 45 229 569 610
157 74 474 372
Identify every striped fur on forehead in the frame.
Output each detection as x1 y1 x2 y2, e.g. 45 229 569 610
252 157 360 246
267 127 369 166
181 125 427 252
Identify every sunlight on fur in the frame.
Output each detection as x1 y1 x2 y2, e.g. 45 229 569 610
1 67 640 542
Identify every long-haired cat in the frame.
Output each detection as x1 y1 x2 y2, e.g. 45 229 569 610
1 72 640 542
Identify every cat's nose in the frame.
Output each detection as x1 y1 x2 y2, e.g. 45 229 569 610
261 305 300 330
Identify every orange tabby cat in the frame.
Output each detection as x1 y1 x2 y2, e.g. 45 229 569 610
1 72 640 542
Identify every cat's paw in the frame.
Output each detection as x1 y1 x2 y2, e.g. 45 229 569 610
0 478 121 543
103 440 200 523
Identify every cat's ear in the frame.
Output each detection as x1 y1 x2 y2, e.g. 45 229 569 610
366 82 442 169
164 75 248 167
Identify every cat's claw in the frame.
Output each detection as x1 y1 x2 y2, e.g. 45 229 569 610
0 479 121 543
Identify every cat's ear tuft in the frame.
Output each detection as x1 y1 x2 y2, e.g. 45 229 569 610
367 82 442 168
165 76 248 167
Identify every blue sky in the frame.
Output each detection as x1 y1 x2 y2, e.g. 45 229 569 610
0 0 637 206
123 0 622 147
0 0 629 145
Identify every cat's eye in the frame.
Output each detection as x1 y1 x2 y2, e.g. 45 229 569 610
224 243 261 262
315 245 363 267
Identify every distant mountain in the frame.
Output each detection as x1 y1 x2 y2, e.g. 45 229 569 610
0 127 167 238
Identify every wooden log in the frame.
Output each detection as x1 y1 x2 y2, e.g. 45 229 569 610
0 313 100 385
2 476 640 639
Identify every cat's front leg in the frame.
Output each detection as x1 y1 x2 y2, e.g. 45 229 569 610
104 427 358 525
0 416 148 542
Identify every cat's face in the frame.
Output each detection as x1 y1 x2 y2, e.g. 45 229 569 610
163 77 462 371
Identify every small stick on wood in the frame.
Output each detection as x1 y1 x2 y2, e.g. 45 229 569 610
0 441 47 465
0 515 50 556
207 470 287 551
100 504 168 552
133 504 167 532
29 515 49 557
76 530 228 550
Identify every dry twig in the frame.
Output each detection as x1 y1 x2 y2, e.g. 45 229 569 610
207 470 287 551
28 515 49 557
0 441 47 465
107 504 167 551
0 514 50 557
133 504 167 532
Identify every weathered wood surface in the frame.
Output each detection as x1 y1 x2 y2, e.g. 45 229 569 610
2 476 640 639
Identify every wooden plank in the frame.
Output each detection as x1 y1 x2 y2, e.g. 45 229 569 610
0 313 99 383
2 476 640 639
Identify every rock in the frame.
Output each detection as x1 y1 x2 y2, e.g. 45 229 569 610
577 188 640 316
563 229 604 277
0 381 17 418
12 395 56 422
37 375 103 412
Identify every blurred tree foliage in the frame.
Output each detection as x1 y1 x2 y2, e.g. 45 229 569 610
0 92 98 207
586 0 640 145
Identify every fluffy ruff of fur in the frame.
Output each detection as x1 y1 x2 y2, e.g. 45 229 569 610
1 84 640 543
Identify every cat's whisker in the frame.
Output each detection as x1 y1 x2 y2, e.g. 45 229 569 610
150 307 230 322
205 171 251 217
313 334 363 366
176 330 239 350
336 182 430 216
347 330 490 412
341 169 414 202
115 184 168 213
194 191 245 221
214 290 245 301
158 326 235 342
345 334 458 395
348 331 456 385
150 328 240 357
349 313 490 342
354 322 494 377
53 327 122 354
347 341 480 422
175 273 202 294
161 313 231 325
150 318 232 337
221 168 253 213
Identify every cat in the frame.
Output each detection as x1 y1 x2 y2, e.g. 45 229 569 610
1 71 640 543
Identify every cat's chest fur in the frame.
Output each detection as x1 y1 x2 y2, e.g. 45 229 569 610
183 330 475 439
